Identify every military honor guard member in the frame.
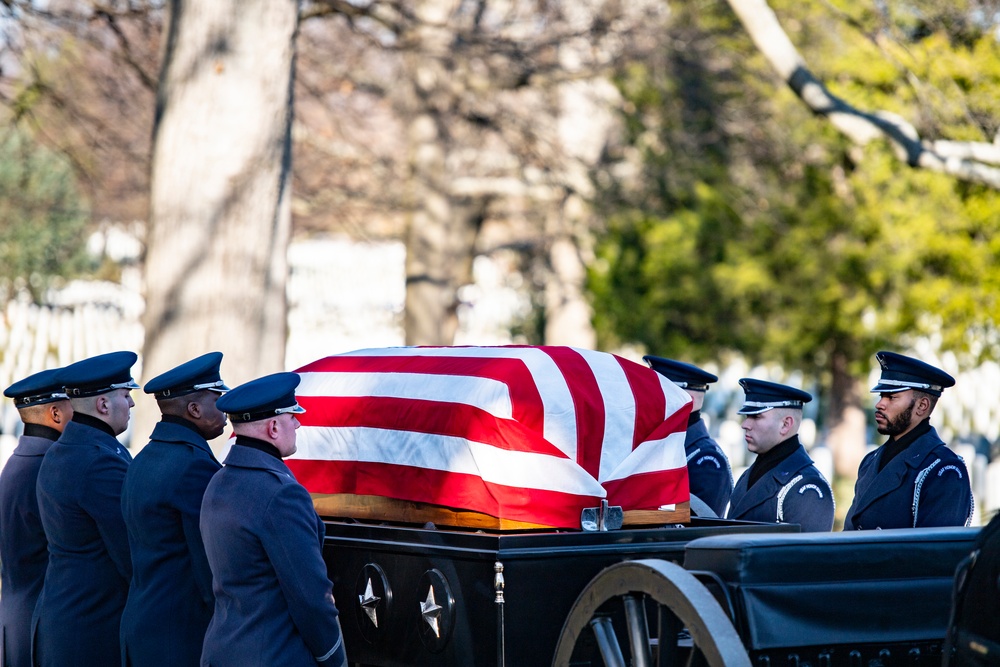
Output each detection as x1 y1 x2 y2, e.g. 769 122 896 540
844 351 973 530
32 351 138 667
200 372 347 667
120 352 229 667
644 356 733 517
726 379 834 532
0 368 72 667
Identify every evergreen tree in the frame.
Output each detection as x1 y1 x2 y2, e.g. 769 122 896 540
0 129 91 302
589 0 1000 484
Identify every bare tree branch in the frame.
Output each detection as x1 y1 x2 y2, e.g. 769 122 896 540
93 8 158 91
726 0 1000 189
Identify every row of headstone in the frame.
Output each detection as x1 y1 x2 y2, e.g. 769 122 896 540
0 234 997 519
0 295 143 462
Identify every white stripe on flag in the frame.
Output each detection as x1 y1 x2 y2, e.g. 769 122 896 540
328 347 579 457
600 431 688 483
293 425 607 497
297 371 514 420
575 349 636 480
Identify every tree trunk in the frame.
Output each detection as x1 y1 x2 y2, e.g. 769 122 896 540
826 349 868 479
400 0 484 346
544 195 596 348
138 0 298 446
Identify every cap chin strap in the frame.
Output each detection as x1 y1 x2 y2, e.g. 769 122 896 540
193 380 229 393
874 378 942 393
110 380 141 390
14 391 69 407
676 382 709 391
228 403 306 423
741 400 803 409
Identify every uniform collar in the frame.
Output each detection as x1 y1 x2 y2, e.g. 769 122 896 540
878 418 932 470
685 417 710 448
148 418 218 460
71 411 116 438
23 423 62 442
748 435 800 488
730 442 812 516
59 419 131 460
223 438 292 476
161 413 204 435
13 433 56 456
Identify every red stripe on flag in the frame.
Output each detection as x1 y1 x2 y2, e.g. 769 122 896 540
286 459 596 528
644 402 692 443
604 467 690 510
296 395 570 458
540 347 606 478
618 356 668 450
296 354 545 432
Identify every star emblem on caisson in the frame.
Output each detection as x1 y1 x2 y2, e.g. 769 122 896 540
358 577 382 628
420 586 444 638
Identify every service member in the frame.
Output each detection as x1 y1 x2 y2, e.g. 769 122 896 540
0 368 72 667
644 356 733 517
844 351 973 530
32 351 138 667
120 352 229 667
200 372 347 667
726 379 834 532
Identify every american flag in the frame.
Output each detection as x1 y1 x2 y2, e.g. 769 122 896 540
287 346 691 529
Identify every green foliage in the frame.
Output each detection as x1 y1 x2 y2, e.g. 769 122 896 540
590 0 1000 392
0 129 92 302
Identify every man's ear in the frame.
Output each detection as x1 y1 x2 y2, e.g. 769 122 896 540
915 395 932 418
96 395 110 415
187 400 202 420
780 414 793 435
49 403 64 424
267 418 280 440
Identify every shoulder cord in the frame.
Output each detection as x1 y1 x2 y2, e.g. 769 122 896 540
776 474 803 523
776 473 834 523
912 458 941 527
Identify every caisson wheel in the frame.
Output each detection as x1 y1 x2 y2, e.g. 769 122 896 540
551 559 749 667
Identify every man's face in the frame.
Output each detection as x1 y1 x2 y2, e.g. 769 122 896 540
195 391 228 440
272 412 300 458
741 409 784 455
875 391 916 437
106 388 135 436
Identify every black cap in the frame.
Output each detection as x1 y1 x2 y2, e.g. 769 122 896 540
871 351 955 398
643 356 718 391
4 367 69 408
737 378 812 415
61 351 140 398
144 352 229 399
216 372 306 423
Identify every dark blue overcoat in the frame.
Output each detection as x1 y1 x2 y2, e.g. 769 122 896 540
199 445 346 667
843 425 973 530
0 435 54 667
727 443 834 532
120 420 221 667
684 419 733 517
32 420 132 667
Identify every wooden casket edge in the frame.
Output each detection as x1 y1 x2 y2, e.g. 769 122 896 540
312 493 690 532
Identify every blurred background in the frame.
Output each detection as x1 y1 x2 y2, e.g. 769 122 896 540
0 0 998 528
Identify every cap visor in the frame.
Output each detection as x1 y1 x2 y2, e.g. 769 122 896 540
737 405 772 415
870 383 909 394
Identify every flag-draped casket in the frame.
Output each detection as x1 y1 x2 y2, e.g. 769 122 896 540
286 346 692 529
